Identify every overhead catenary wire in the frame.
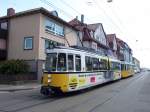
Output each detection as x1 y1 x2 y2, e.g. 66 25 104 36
108 3 138 43
40 0 85 47
58 0 93 23
40 0 130 40
40 0 134 48
40 0 74 19
92 0 125 37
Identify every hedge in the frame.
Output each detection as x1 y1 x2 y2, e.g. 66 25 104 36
0 60 29 74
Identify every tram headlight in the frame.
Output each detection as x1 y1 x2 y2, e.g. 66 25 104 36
48 79 51 83
47 75 51 83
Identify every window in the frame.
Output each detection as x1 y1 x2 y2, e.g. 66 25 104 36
111 62 121 70
45 20 55 32
55 24 64 36
57 53 66 71
1 22 7 30
68 54 74 71
100 59 108 70
45 19 64 36
121 64 125 70
24 37 33 50
75 55 81 71
45 53 57 71
45 40 65 50
92 58 100 71
90 31 94 38
85 56 93 71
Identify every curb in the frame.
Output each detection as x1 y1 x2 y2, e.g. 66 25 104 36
0 85 41 92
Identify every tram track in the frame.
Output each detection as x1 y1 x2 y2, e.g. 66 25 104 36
0 73 145 112
56 73 144 112
0 97 59 112
88 73 144 112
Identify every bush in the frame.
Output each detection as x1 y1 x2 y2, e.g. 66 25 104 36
0 60 29 74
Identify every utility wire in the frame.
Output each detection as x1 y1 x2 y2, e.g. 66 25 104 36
92 0 125 35
40 0 84 47
40 0 74 19
108 3 137 42
58 0 93 23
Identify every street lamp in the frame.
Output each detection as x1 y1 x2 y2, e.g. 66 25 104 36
107 0 113 3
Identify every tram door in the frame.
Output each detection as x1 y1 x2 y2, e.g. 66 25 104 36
102 59 113 81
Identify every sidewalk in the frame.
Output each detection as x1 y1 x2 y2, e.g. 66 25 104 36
0 83 41 92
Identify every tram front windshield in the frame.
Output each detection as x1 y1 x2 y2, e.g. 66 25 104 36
45 53 66 72
45 53 57 71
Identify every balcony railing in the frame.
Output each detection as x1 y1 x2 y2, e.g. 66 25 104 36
0 29 8 39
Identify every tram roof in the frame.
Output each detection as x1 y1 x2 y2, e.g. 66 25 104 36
121 61 134 65
109 58 121 62
46 46 107 57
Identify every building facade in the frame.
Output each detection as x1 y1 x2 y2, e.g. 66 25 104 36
69 18 109 56
0 18 8 60
0 7 80 80
116 38 132 63
133 57 140 72
106 34 118 58
0 8 136 81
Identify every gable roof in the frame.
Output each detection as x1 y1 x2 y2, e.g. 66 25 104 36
107 34 116 42
87 23 101 31
69 18 109 49
107 34 116 45
116 37 124 48
69 18 86 31
106 34 118 51
0 7 78 31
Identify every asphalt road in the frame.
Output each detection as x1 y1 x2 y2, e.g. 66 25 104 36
0 71 150 112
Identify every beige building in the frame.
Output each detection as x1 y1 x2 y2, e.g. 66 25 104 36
0 7 80 80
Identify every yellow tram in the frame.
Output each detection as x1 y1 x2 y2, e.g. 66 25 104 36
121 62 134 78
40 46 130 95
109 58 121 80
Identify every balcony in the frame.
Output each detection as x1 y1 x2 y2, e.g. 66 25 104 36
0 50 6 60
0 29 8 39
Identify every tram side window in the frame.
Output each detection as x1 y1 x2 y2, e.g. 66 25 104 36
68 54 74 71
121 64 125 70
130 65 131 70
124 64 126 70
75 55 81 71
126 65 129 70
85 56 92 71
92 58 100 71
57 53 66 71
100 59 108 70
128 65 130 70
45 53 57 71
111 62 121 70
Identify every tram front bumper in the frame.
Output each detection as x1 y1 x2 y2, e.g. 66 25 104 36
40 86 62 95
40 86 53 95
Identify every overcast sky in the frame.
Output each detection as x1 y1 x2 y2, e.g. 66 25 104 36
1 0 150 68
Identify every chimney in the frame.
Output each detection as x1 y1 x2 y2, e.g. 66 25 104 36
81 14 84 23
76 16 78 20
7 8 15 16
